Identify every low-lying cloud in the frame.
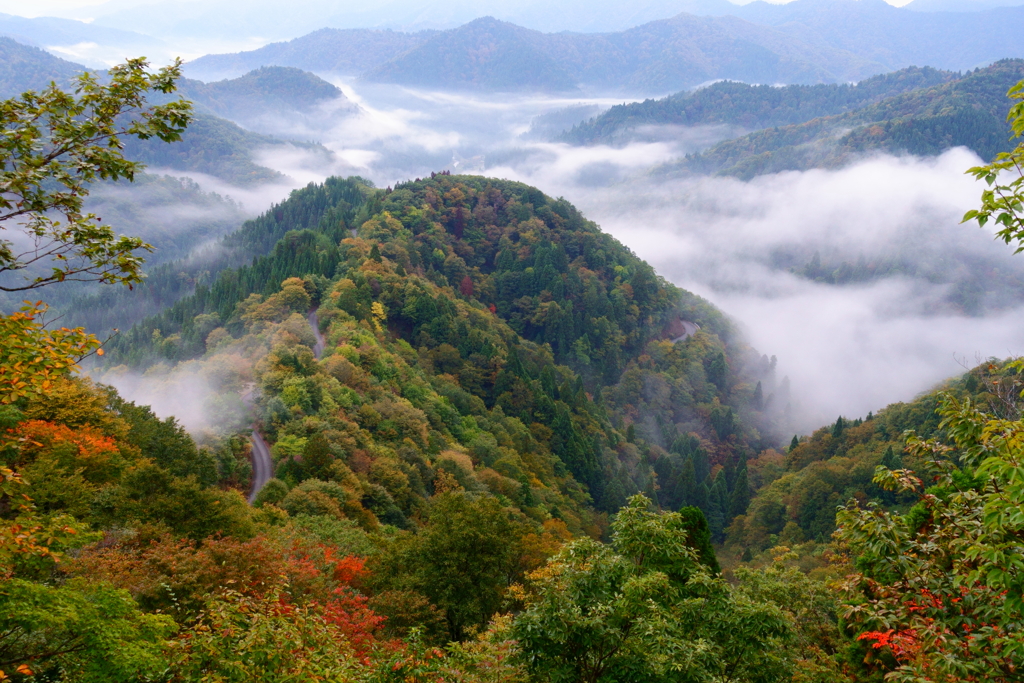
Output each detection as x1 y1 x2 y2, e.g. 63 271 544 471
534 149 1024 431
96 356 251 442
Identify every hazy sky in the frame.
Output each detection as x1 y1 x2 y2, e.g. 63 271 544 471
1 0 918 25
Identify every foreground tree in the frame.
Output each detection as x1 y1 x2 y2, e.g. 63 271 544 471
0 58 191 293
836 393 1024 682
167 590 360 683
511 495 791 683
371 492 527 642
834 76 1024 683
963 77 1024 247
0 59 193 682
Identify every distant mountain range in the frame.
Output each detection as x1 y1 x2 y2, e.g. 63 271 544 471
185 1 1024 93
186 13 884 92
184 28 432 83
45 0 1024 44
650 59 1024 178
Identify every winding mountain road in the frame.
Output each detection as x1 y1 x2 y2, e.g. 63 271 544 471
247 430 273 503
246 309 326 503
671 320 700 343
308 310 326 359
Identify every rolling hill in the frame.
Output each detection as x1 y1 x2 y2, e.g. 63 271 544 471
561 66 959 145
656 58 1024 179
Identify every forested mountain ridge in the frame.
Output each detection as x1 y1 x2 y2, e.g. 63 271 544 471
105 174 787 529
362 18 578 92
562 66 958 145
657 58 1024 179
360 15 880 93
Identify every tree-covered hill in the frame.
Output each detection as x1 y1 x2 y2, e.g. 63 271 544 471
561 66 957 145
173 66 358 134
658 58 1024 179
104 174 788 527
180 66 345 112
126 67 347 183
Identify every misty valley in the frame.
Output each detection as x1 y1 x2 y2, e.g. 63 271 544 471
3 1 1024 681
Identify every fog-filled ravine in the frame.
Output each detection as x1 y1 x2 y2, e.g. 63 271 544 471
116 76 1024 434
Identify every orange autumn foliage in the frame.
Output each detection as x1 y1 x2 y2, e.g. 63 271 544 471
71 531 391 660
69 532 329 617
318 551 391 658
12 419 126 482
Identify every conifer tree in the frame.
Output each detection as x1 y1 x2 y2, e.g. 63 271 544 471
678 506 721 574
675 457 698 508
693 446 711 485
707 473 729 541
707 352 728 390
880 444 902 470
729 467 751 518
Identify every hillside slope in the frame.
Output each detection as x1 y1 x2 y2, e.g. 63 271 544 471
106 174 789 529
562 65 958 144
726 358 1023 572
0 36 83 97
